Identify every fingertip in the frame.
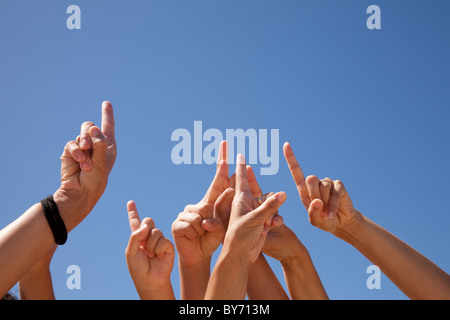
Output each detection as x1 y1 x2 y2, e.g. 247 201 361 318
89 126 105 139
201 219 212 230
236 153 246 165
80 137 91 150
311 198 323 209
275 191 287 203
272 215 284 227
102 101 113 109
127 200 137 211
283 142 291 153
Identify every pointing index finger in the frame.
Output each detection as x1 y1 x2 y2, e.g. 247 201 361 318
203 160 229 205
101 101 115 142
235 154 250 193
283 142 310 205
217 140 229 167
127 200 141 233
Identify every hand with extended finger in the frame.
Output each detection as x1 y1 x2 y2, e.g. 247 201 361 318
172 161 231 268
125 201 175 300
53 101 117 232
283 142 361 235
225 154 287 265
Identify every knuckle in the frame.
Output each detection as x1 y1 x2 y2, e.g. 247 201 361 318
81 121 95 129
334 179 344 188
306 175 318 184
184 204 195 212
320 180 330 188
142 217 155 228
151 228 163 237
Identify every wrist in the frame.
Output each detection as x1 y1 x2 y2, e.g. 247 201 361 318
53 188 90 232
280 249 312 270
136 281 174 300
179 255 211 270
220 242 252 270
332 210 368 245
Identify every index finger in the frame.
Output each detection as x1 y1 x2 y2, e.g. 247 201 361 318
127 200 141 233
235 154 250 193
217 140 229 167
283 142 309 203
101 101 115 142
203 160 229 205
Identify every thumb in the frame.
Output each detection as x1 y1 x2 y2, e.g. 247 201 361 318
248 192 287 225
125 224 149 260
89 126 108 167
308 198 324 227
202 217 225 235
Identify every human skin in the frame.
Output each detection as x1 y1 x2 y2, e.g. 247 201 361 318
237 166 289 300
283 141 450 300
18 245 57 300
171 141 231 300
0 101 116 297
204 154 287 300
245 165 328 300
125 200 175 300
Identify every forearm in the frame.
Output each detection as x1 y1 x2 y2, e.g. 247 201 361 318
281 253 328 300
335 214 450 300
205 250 250 300
179 258 211 300
0 203 55 296
19 267 55 300
247 254 289 300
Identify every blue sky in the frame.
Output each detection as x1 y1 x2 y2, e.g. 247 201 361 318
0 0 449 300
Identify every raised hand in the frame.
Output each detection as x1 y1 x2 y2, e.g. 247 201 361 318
125 201 175 300
171 146 231 267
205 154 286 300
171 141 233 299
225 154 287 264
54 101 117 232
283 143 450 300
282 142 360 235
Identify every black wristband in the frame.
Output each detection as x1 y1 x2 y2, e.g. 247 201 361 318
40 195 68 245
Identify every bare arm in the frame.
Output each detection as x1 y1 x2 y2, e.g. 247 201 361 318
335 213 450 300
283 141 450 300
247 254 289 300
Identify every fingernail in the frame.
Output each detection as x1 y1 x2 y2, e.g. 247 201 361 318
275 192 287 202
328 212 334 219
236 154 246 165
80 138 89 148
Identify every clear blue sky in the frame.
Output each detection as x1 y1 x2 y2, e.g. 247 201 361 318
1 0 449 300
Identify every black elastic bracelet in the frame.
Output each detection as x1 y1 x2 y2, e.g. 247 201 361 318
40 195 68 245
